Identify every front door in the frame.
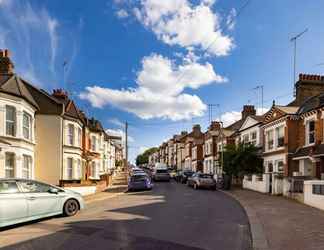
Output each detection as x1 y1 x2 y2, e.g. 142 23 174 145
269 174 273 194
0 181 28 226
17 180 63 217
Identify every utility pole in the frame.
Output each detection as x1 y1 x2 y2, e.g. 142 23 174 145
125 121 128 169
208 104 220 123
290 28 308 96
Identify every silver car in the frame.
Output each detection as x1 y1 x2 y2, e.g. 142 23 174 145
0 179 85 228
152 168 170 182
187 173 217 190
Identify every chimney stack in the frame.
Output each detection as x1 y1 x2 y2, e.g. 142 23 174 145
241 105 256 119
293 73 324 106
0 49 14 75
209 121 221 130
192 124 201 134
52 89 68 100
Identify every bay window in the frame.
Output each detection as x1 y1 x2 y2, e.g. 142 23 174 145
77 128 82 147
6 105 16 136
251 131 257 145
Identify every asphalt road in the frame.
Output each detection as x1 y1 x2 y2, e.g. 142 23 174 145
0 181 251 250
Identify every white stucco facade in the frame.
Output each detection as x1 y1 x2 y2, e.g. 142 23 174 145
0 94 36 179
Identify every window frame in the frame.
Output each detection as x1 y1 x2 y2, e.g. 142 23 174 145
22 111 32 140
66 157 73 179
306 120 315 145
5 152 15 178
67 124 75 146
5 105 16 137
22 155 32 179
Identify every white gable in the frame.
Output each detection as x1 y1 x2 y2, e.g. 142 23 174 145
239 116 260 131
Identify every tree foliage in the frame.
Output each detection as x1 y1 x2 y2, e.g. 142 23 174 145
136 147 158 166
222 143 263 177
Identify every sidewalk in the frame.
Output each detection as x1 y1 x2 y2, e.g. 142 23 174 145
84 185 127 204
227 189 324 250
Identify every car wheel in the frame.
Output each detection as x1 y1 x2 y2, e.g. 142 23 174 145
63 199 79 216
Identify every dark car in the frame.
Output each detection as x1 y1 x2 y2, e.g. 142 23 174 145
128 173 153 191
180 170 195 184
187 173 216 190
174 171 183 182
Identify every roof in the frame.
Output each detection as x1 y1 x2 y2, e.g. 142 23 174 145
225 119 245 131
85 117 104 133
297 93 324 115
0 74 39 109
293 144 324 159
275 105 299 114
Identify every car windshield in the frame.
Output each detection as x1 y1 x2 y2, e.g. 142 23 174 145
199 174 213 179
131 175 147 181
184 171 194 176
156 169 168 173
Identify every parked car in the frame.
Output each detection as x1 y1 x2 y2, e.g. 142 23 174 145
130 167 146 176
128 173 153 191
187 173 216 190
152 168 171 182
180 170 195 183
0 179 85 228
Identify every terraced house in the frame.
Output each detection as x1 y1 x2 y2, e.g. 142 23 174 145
0 49 37 179
0 49 122 195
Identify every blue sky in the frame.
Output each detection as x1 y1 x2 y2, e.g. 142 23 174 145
1 0 324 163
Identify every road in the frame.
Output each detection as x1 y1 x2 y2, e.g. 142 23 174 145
0 181 251 250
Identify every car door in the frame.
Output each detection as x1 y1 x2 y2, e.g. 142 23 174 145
0 180 28 227
17 180 64 218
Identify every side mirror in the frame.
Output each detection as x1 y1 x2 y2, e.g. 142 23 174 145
48 187 59 194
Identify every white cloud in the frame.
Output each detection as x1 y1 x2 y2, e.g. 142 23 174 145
226 8 236 31
220 107 269 127
80 53 226 121
133 0 234 57
0 1 60 86
139 146 148 154
221 111 241 127
116 9 129 19
47 17 58 73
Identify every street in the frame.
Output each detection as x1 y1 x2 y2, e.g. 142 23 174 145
0 181 251 250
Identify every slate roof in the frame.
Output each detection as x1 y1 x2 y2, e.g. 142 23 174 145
86 117 104 133
275 105 299 114
0 74 39 109
293 144 324 158
297 93 324 115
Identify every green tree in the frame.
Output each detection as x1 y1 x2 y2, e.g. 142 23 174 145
136 147 158 166
222 143 263 178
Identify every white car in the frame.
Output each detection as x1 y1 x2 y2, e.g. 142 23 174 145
0 178 85 228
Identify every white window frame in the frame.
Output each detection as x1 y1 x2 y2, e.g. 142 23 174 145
67 158 73 179
305 119 315 146
5 105 16 137
91 135 97 151
22 155 32 179
23 111 32 140
5 152 15 178
76 159 81 179
67 124 74 146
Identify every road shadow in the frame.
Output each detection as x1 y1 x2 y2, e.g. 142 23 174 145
0 182 252 250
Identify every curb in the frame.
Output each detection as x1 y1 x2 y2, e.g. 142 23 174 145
221 190 270 250
85 187 128 204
